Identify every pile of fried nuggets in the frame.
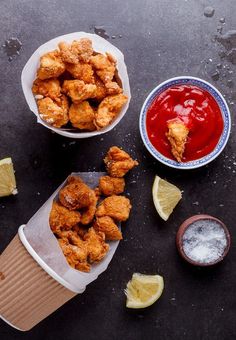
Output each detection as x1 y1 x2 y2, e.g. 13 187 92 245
49 146 138 272
32 38 128 131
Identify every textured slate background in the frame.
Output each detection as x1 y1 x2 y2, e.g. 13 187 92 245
0 0 236 339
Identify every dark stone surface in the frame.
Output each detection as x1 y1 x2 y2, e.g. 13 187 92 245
0 0 236 339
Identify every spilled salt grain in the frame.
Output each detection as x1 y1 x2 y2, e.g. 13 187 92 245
182 220 227 264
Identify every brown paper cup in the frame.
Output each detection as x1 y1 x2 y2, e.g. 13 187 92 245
0 233 76 331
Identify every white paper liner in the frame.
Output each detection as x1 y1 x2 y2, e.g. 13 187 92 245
23 172 120 292
21 32 131 138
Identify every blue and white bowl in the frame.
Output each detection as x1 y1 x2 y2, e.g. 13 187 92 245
139 76 231 169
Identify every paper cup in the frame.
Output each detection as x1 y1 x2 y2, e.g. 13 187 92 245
21 32 131 138
0 232 76 331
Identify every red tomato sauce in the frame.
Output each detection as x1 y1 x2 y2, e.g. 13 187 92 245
146 84 224 162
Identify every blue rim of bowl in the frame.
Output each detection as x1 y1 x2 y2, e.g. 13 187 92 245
139 76 231 169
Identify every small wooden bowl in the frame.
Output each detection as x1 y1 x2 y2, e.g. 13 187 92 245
176 214 231 266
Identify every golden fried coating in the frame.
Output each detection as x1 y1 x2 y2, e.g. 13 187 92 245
90 53 116 83
93 216 122 241
32 78 61 101
59 176 96 210
58 237 90 272
59 39 93 64
93 76 107 101
105 81 123 95
66 62 95 83
62 80 97 103
166 119 189 162
96 195 131 221
37 95 69 128
37 50 66 80
104 146 139 177
49 201 81 233
99 176 125 196
95 94 128 129
69 101 96 131
80 193 98 225
84 227 109 263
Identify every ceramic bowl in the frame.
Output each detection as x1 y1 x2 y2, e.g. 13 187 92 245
139 76 231 169
176 214 231 266
21 32 131 139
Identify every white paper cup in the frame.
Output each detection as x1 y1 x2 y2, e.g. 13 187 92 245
21 32 131 138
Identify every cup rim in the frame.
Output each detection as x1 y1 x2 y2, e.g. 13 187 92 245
176 214 231 266
139 76 231 169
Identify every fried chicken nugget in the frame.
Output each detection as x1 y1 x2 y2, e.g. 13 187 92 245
59 39 93 64
96 195 131 221
49 201 81 233
66 62 95 84
32 78 61 101
80 193 98 225
37 50 66 80
93 216 122 241
99 176 125 196
37 95 69 128
104 146 139 177
166 119 189 162
59 176 96 210
84 227 109 263
69 101 96 131
90 53 116 83
62 80 97 103
105 81 123 95
93 76 107 101
95 94 128 129
58 237 90 272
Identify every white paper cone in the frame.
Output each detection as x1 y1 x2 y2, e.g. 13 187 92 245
21 32 131 138
23 172 120 292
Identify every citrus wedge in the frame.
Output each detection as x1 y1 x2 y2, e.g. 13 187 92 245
152 175 182 221
0 158 17 197
125 273 164 309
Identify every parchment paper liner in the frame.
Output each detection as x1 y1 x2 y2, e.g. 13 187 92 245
0 172 119 331
21 32 131 138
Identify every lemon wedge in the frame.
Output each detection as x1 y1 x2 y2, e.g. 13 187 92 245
0 158 17 197
125 273 164 309
152 175 181 221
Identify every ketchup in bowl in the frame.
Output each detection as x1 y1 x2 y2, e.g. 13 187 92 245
146 84 224 162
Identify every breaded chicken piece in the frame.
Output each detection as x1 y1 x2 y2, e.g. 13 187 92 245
37 95 69 128
80 193 98 225
32 78 61 101
69 101 96 131
59 176 96 210
65 62 95 84
58 238 90 272
96 195 131 221
93 216 122 241
37 50 66 80
104 146 139 177
90 53 116 83
166 119 189 162
105 81 123 95
59 39 93 64
93 76 107 101
95 94 128 129
62 80 96 103
99 176 125 196
49 201 81 233
84 227 109 263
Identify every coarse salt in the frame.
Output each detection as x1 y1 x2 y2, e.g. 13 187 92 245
182 219 227 264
